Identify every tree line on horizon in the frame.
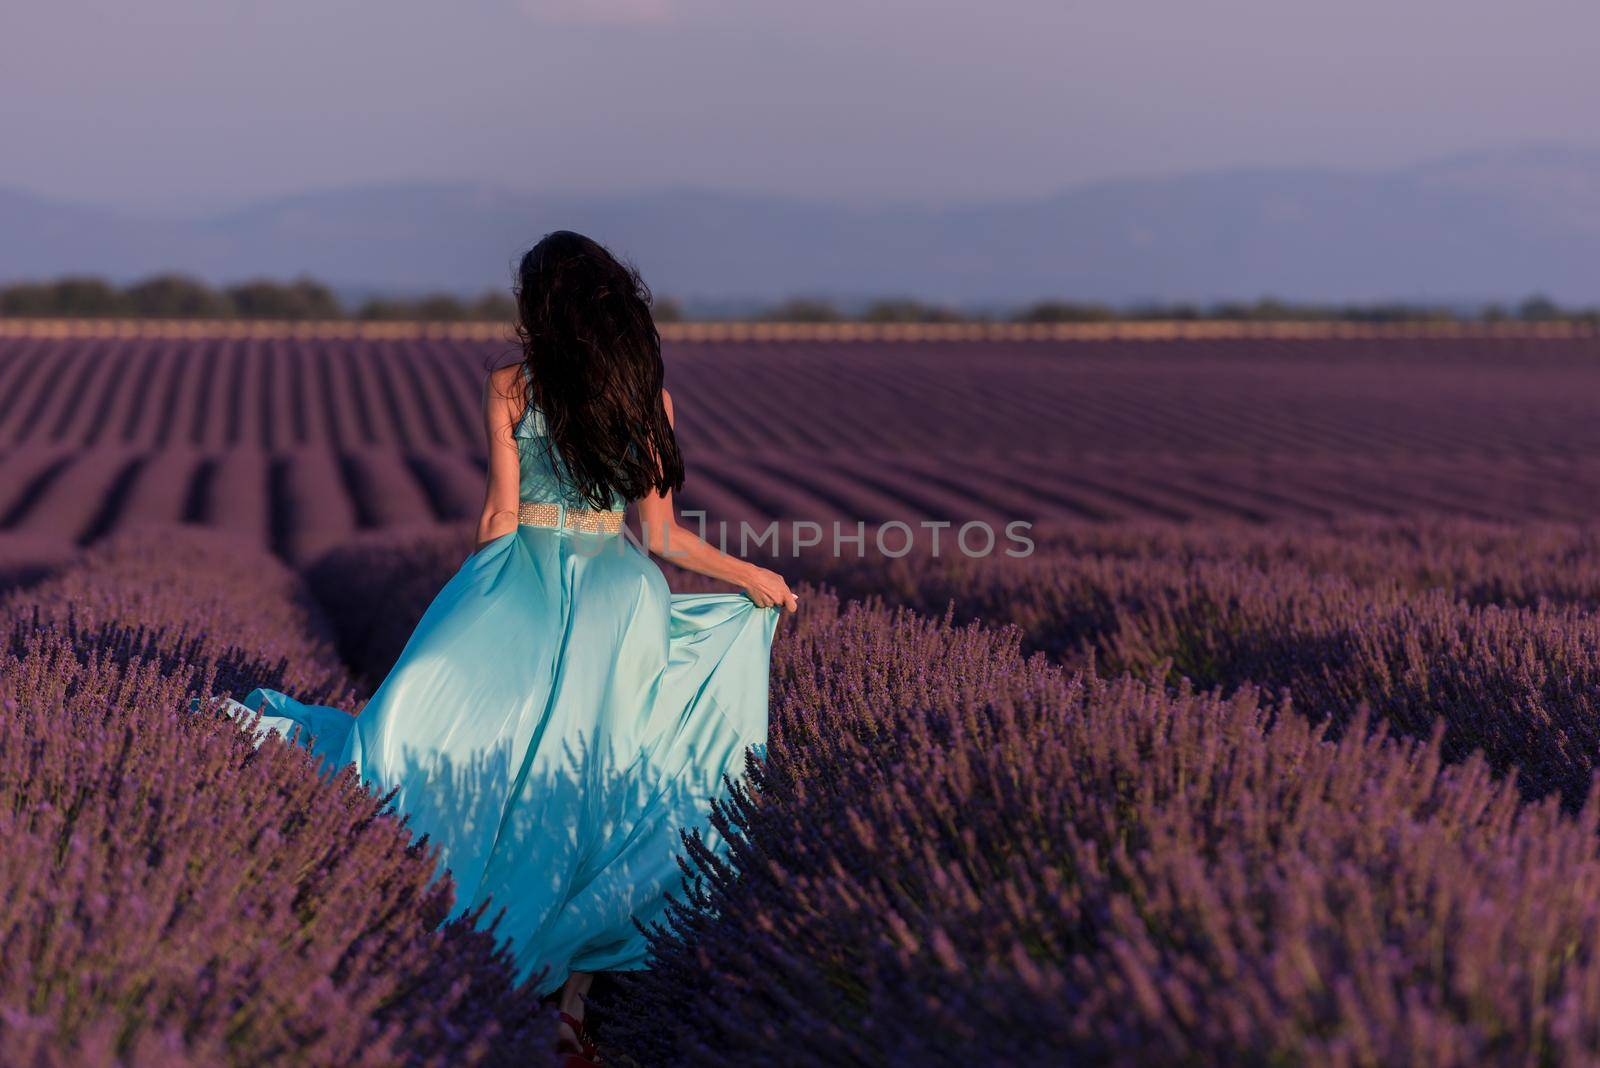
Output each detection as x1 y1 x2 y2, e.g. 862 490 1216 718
0 275 517 323
0 273 1595 325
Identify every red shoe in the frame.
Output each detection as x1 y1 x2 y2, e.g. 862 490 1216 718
559 1011 600 1063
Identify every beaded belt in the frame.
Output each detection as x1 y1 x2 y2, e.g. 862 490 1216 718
517 500 626 535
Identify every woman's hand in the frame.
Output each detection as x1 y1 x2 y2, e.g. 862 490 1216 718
742 566 799 613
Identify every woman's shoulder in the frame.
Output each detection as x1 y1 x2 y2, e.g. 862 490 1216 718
485 363 526 414
488 362 524 396
483 363 536 439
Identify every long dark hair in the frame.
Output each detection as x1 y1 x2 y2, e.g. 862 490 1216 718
511 231 684 508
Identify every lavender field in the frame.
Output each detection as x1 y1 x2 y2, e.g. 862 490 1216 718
5 334 1600 559
7 330 1600 1066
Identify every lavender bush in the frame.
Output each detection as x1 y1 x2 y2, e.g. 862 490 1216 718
606 595 1600 1066
795 517 1600 661
793 518 1600 808
1096 561 1600 809
0 528 553 1066
3 525 354 702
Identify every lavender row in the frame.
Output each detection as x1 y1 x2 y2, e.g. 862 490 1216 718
10 336 1600 459
793 518 1600 809
1 525 352 699
796 517 1600 651
15 332 1600 553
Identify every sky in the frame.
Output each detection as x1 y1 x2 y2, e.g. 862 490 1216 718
1 0 1597 214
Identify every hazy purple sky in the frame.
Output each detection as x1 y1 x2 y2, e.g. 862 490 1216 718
2 0 1596 213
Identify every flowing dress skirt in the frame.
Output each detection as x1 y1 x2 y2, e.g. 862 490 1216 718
228 525 777 994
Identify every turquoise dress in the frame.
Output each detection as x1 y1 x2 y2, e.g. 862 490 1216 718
228 402 778 994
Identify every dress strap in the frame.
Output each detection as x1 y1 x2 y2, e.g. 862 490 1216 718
512 365 547 438
513 403 547 439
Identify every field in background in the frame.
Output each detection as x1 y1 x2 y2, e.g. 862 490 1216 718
1 331 1600 563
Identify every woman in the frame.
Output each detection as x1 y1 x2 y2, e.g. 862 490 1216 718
228 231 797 1063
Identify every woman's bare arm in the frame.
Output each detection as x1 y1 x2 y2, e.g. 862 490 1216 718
635 389 798 612
475 366 522 550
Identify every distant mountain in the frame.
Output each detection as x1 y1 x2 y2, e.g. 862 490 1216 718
3 146 1598 304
